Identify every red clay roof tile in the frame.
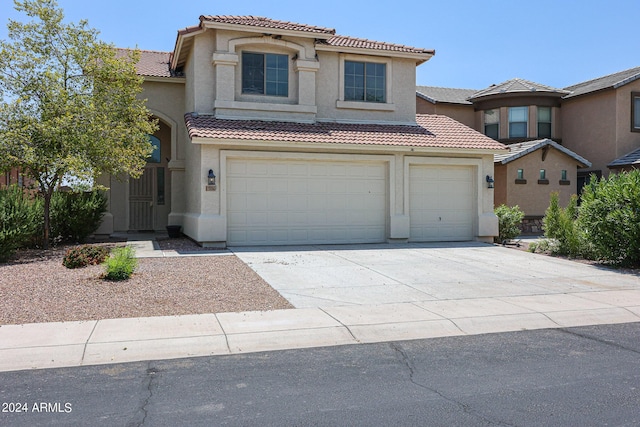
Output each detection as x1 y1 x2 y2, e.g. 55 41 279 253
184 114 505 151
323 35 434 55
117 49 173 78
200 15 336 35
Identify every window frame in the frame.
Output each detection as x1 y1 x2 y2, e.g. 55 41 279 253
537 106 552 138
508 106 529 138
344 60 387 103
241 51 289 97
484 109 500 140
632 92 640 132
337 54 394 111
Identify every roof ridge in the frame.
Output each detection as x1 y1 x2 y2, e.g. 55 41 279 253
565 65 640 90
416 85 478 91
199 15 336 34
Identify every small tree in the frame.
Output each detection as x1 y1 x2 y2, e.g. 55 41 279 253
0 0 157 247
542 192 582 257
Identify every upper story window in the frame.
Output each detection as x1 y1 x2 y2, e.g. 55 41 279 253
509 106 528 138
537 106 552 138
484 109 499 139
632 92 640 132
241 52 288 97
344 60 386 103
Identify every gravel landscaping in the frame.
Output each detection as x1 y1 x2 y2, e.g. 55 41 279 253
0 239 293 325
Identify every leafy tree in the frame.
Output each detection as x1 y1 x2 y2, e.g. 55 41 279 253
0 0 157 247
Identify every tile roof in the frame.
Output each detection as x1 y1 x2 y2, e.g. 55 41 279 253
321 36 434 55
117 49 173 78
494 138 591 167
416 86 477 105
199 15 336 35
184 114 506 151
608 147 640 169
564 66 640 99
470 78 568 100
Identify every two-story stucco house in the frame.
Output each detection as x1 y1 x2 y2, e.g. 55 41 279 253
417 67 640 231
97 15 505 247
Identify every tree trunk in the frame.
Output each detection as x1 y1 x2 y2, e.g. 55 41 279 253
42 188 53 250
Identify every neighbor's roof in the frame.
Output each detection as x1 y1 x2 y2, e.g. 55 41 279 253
469 78 569 100
494 138 591 167
117 49 174 78
184 114 505 151
416 86 477 105
564 66 640 99
608 147 640 169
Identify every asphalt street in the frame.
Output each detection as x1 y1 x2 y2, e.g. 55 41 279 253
1 322 639 426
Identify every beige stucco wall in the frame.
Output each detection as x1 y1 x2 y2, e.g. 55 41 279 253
497 149 581 217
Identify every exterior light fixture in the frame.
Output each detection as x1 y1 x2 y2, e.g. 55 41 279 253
486 175 494 189
206 169 217 191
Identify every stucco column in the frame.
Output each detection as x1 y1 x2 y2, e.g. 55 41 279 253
294 59 319 107
212 52 238 103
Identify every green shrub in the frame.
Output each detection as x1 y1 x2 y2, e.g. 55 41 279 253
103 246 137 281
0 186 42 262
494 204 525 243
578 171 640 266
542 192 583 257
50 190 107 244
62 245 110 269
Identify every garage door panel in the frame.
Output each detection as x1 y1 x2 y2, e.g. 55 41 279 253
409 165 475 242
227 158 386 245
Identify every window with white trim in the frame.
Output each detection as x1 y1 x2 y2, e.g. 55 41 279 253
509 106 528 138
344 60 386 103
241 52 288 97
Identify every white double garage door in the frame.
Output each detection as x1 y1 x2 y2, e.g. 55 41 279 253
226 154 475 246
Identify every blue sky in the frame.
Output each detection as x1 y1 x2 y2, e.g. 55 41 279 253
1 0 638 90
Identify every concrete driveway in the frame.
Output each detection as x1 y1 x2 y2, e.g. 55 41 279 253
232 242 640 308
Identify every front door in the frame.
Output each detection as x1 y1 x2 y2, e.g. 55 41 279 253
129 167 155 231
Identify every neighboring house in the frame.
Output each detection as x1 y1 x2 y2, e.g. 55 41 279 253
416 86 476 127
493 139 591 233
417 67 640 225
1 168 29 189
561 66 640 185
97 15 505 246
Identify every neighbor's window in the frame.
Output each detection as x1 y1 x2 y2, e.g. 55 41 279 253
148 135 161 163
633 92 640 131
344 60 386 103
561 170 567 181
484 109 499 139
539 169 546 180
538 106 552 138
509 106 528 138
517 169 524 180
242 52 288 97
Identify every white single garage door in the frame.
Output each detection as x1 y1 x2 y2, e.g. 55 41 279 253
409 165 475 241
227 158 387 245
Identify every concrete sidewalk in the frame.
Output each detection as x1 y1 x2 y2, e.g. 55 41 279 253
1 239 640 372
